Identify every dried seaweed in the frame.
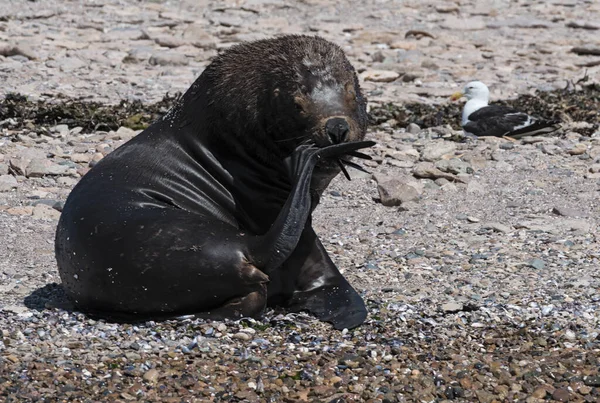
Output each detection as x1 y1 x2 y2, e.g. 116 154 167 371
0 83 598 136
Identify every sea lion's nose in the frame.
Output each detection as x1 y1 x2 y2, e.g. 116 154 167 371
325 118 349 144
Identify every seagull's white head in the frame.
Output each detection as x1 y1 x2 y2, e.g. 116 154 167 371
462 81 489 102
450 81 490 103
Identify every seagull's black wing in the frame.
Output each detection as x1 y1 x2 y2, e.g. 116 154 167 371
463 105 531 137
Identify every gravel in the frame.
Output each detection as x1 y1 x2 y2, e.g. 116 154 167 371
1 0 599 401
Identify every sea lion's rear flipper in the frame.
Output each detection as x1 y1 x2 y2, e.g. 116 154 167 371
254 141 375 272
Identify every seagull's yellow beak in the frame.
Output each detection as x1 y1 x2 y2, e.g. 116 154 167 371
450 91 464 101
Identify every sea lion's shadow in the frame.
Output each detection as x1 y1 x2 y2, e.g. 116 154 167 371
23 282 76 313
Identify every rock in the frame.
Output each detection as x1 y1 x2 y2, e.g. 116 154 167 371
527 258 546 270
361 70 399 83
9 158 29 176
406 123 421 134
466 180 486 194
442 302 463 313
413 162 465 183
552 206 587 217
583 375 600 387
233 332 251 341
182 26 217 49
123 47 155 64
436 4 459 13
149 53 189 66
566 20 600 30
6 206 34 216
0 163 8 175
69 153 91 163
57 176 78 186
421 141 456 162
435 159 472 175
32 204 61 220
89 153 104 167
567 143 587 155
26 159 68 177
441 16 486 30
51 124 70 135
143 369 160 383
570 46 600 56
390 41 417 50
377 179 421 207
482 222 511 233
154 36 186 48
0 175 18 192
531 387 548 399
541 143 562 155
552 388 571 402
0 44 37 60
58 56 87 72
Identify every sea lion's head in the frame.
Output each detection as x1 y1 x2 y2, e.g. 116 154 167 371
264 36 368 153
187 35 368 164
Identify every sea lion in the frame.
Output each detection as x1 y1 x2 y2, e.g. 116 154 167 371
55 35 374 330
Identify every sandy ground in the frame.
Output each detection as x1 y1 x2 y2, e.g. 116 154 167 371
1 0 600 402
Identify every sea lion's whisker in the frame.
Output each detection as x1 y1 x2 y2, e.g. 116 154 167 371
346 150 372 160
337 159 351 180
340 158 371 174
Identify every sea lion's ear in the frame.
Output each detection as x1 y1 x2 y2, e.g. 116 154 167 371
273 88 280 97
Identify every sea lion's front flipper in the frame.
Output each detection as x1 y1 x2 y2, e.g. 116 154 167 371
254 141 375 273
269 225 367 330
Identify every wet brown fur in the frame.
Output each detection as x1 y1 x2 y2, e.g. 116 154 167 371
178 35 368 167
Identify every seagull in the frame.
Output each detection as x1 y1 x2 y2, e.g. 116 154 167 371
450 81 560 139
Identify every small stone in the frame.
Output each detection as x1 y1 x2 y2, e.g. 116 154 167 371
583 375 600 386
552 388 571 402
482 222 511 233
233 332 251 341
361 70 400 83
6 206 34 216
442 302 463 313
32 204 62 220
0 175 18 192
154 36 186 48
421 141 457 162
531 387 548 399
70 153 91 163
143 369 159 383
413 162 463 182
407 123 421 134
57 176 77 186
567 143 587 155
149 52 189 66
552 206 587 217
51 124 70 135
377 179 421 206
527 258 546 270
